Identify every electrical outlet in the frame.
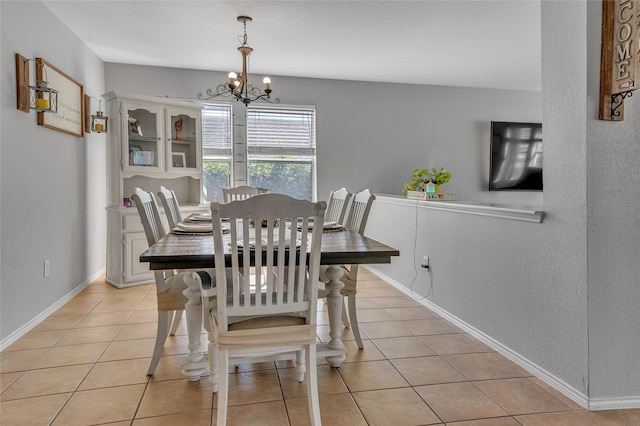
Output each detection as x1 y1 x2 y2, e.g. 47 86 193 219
421 256 429 269
44 260 50 277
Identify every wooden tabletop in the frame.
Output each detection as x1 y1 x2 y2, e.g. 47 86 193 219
140 229 399 270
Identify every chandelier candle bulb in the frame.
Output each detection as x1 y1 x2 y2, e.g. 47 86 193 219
228 72 237 83
263 77 271 90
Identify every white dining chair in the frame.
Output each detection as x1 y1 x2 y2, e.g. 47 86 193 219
324 187 352 224
222 185 262 203
192 193 326 426
319 189 376 349
131 188 188 375
157 186 182 230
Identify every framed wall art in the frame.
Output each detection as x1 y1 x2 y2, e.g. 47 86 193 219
36 58 84 137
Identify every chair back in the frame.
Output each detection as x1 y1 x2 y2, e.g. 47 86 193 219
222 185 262 203
210 194 326 334
131 188 166 247
325 187 352 224
344 189 376 234
157 186 182 230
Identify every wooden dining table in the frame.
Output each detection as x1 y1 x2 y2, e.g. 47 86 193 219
140 227 399 380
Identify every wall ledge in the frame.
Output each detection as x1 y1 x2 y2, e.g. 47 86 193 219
377 194 544 223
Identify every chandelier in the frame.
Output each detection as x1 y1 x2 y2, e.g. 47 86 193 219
198 16 279 105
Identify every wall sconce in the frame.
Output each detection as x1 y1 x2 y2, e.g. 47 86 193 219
15 54 58 113
88 96 108 133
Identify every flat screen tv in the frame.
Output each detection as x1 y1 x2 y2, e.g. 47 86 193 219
489 121 543 191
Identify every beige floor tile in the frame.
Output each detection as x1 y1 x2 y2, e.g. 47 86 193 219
4 329 68 351
31 342 109 369
127 309 159 324
0 393 70 426
137 378 213 418
338 360 409 392
583 408 640 425
55 325 121 346
359 320 413 339
1 364 91 401
149 355 190 382
419 333 492 355
1 371 22 393
279 364 348 399
350 297 381 309
115 322 159 340
50 302 98 317
370 296 421 308
99 337 156 362
223 369 283 407
415 382 508 422
30 315 84 332
74 311 131 328
516 410 597 425
353 308 394 323
372 336 437 359
132 409 212 425
342 339 386 363
287 393 368 426
8 273 640 426
383 306 435 320
475 378 572 415
353 387 441 425
0 348 47 373
528 377 583 409
357 287 404 298
444 352 523 380
392 356 467 386
52 384 146 425
78 358 151 389
223 400 289 426
447 417 520 425
401 318 458 336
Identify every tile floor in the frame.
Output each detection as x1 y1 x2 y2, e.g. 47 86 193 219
1 270 639 425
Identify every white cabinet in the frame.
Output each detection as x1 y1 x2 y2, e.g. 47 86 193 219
104 91 206 288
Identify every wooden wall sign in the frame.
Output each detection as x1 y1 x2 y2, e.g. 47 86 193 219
599 0 639 121
15 53 30 112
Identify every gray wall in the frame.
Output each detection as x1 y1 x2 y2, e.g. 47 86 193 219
105 64 542 206
366 0 640 408
1 1 107 341
585 1 640 404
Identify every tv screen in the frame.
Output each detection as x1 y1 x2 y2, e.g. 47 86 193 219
489 121 543 191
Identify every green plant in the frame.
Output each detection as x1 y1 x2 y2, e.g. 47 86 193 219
430 168 451 185
402 167 452 196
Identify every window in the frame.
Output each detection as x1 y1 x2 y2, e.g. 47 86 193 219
201 105 232 202
247 106 316 201
201 104 316 202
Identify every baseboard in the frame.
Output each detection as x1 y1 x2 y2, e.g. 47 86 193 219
589 397 640 411
0 268 105 351
363 265 591 410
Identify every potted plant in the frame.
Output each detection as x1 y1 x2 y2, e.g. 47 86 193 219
430 168 451 192
402 168 452 197
402 168 431 197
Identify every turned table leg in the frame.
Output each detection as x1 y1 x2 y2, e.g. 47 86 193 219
181 273 209 381
323 264 346 367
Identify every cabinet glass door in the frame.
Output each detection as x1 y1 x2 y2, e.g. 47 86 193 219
167 107 201 171
124 104 163 171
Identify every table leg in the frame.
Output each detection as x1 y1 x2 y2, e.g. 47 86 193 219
181 273 209 381
324 265 347 367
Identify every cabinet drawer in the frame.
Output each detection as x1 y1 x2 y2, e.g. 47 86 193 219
123 214 144 232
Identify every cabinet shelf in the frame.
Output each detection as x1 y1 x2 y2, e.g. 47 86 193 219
103 91 204 288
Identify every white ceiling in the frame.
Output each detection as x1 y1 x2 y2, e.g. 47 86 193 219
42 0 542 91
